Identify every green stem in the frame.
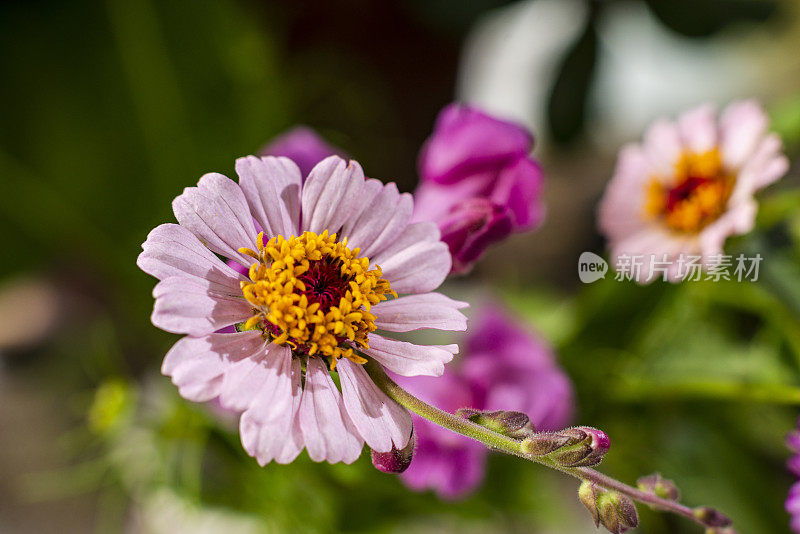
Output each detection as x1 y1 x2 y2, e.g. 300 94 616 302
364 359 729 532
364 359 526 456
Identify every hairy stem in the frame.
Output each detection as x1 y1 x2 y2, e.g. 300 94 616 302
365 359 728 531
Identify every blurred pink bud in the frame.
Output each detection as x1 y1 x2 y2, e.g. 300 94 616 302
413 103 544 274
438 198 513 274
259 126 345 178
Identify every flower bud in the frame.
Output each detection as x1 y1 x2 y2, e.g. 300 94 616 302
457 408 535 439
637 473 680 501
693 506 732 528
597 492 639 534
578 481 638 534
578 480 600 526
437 198 514 274
259 126 344 178
526 426 610 467
370 430 416 474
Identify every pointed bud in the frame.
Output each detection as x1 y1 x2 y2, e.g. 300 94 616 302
693 506 732 528
371 430 416 474
529 426 610 467
457 408 536 439
637 473 680 501
578 481 638 534
597 492 639 534
522 433 572 455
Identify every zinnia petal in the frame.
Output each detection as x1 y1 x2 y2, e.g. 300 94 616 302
137 223 246 290
161 331 265 403
371 222 451 294
301 156 365 235
373 293 468 332
219 343 291 412
151 276 252 336
239 358 303 466
236 155 302 238
298 358 363 464
341 181 414 258
172 173 257 267
363 334 458 377
337 358 413 452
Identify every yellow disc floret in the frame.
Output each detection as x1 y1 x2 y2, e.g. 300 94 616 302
238 231 396 369
644 148 734 233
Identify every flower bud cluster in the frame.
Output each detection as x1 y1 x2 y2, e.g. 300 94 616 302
579 480 639 534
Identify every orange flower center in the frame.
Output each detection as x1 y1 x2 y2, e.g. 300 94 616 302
644 149 734 233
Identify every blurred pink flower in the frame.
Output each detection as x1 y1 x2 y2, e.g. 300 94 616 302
787 422 800 532
138 155 466 465
598 100 789 283
259 126 344 178
413 104 545 274
396 304 574 499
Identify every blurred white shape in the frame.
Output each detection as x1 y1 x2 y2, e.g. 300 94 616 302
590 1 768 146
127 487 265 534
457 0 588 139
458 0 796 148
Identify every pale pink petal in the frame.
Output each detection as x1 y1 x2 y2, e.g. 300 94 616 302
219 343 290 412
371 222 451 294
720 99 769 170
677 104 717 154
642 119 683 177
151 276 251 336
274 359 304 464
598 143 651 241
341 181 414 258
339 177 383 233
301 156 365 235
137 223 246 291
298 358 363 463
161 331 265 403
699 200 757 258
337 358 412 452
172 173 258 266
236 346 298 466
236 156 302 238
610 227 696 284
733 133 789 198
364 334 458 377
373 293 468 332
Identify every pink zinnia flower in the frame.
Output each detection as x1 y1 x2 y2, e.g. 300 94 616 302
137 155 468 464
413 104 545 274
397 304 574 498
599 100 789 283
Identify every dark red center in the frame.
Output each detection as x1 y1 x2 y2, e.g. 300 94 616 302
296 256 353 313
665 176 712 213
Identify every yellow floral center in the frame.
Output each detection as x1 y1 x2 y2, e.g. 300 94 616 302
238 231 396 369
644 149 734 233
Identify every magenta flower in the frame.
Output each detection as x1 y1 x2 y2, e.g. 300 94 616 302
787 422 800 532
137 155 468 464
598 100 789 283
259 126 343 178
413 104 545 274
397 304 574 498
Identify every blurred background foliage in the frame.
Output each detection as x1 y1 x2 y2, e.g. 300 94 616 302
1 0 800 532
